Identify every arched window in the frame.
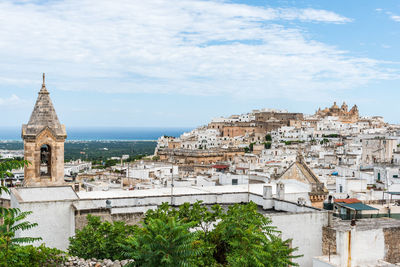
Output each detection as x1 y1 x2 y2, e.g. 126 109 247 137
40 144 51 177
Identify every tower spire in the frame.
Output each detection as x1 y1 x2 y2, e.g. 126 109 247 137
40 73 49 94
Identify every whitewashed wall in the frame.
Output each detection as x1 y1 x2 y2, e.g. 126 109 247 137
270 211 329 267
12 200 75 250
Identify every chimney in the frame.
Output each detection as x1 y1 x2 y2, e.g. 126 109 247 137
276 182 285 200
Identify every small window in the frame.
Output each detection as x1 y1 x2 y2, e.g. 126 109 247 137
232 179 238 185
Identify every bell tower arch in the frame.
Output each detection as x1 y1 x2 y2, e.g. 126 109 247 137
21 74 67 186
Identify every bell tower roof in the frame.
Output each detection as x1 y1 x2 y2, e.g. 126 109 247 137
22 74 67 139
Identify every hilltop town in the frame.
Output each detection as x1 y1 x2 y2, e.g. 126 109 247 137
2 79 400 267
3 0 400 266
154 101 396 207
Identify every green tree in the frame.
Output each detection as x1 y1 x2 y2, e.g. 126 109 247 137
144 202 222 266
211 202 300 266
104 159 119 168
68 214 137 260
249 143 255 152
264 142 272 149
0 243 66 267
0 159 29 194
143 202 299 267
265 134 272 142
320 138 329 145
0 210 42 266
126 217 203 267
69 202 301 266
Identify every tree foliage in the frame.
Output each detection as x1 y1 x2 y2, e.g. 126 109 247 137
70 201 301 266
68 214 137 260
263 142 272 149
211 203 299 266
0 244 66 267
125 217 203 267
0 159 29 194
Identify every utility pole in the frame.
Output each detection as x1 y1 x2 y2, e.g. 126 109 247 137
248 159 250 202
170 150 174 205
171 163 174 205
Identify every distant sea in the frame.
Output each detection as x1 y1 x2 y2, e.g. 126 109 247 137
0 127 192 141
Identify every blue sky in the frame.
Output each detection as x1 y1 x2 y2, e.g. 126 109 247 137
0 0 399 128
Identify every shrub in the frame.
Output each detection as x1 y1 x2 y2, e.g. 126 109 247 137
0 244 66 267
125 217 203 267
68 215 137 260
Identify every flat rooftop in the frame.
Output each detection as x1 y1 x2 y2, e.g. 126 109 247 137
77 183 309 200
329 217 400 232
12 186 79 202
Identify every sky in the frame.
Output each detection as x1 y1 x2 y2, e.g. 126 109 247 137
0 0 399 128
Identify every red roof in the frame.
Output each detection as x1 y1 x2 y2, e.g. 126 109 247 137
334 198 361 204
212 165 229 169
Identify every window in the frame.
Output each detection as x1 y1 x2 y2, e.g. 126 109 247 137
232 179 238 185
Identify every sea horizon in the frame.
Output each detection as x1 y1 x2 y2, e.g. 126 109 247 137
0 126 193 141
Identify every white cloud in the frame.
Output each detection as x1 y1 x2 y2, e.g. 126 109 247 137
384 11 400 22
391 15 400 22
0 94 26 106
0 0 397 101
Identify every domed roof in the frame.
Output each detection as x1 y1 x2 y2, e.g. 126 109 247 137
331 101 339 109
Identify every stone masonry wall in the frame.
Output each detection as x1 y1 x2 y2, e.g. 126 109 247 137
61 256 132 267
75 210 145 231
383 227 400 263
322 226 336 255
75 210 112 231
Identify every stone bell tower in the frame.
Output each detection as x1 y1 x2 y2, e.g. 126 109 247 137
21 74 67 186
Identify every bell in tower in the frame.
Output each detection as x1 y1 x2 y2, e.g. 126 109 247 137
21 74 67 186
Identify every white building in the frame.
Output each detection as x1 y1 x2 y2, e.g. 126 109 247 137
11 184 328 267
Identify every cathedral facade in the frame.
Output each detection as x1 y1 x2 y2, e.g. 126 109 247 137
315 101 359 123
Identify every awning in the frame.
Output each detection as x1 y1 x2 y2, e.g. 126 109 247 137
336 202 378 211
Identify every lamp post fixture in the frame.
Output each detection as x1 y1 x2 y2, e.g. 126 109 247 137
106 199 112 209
